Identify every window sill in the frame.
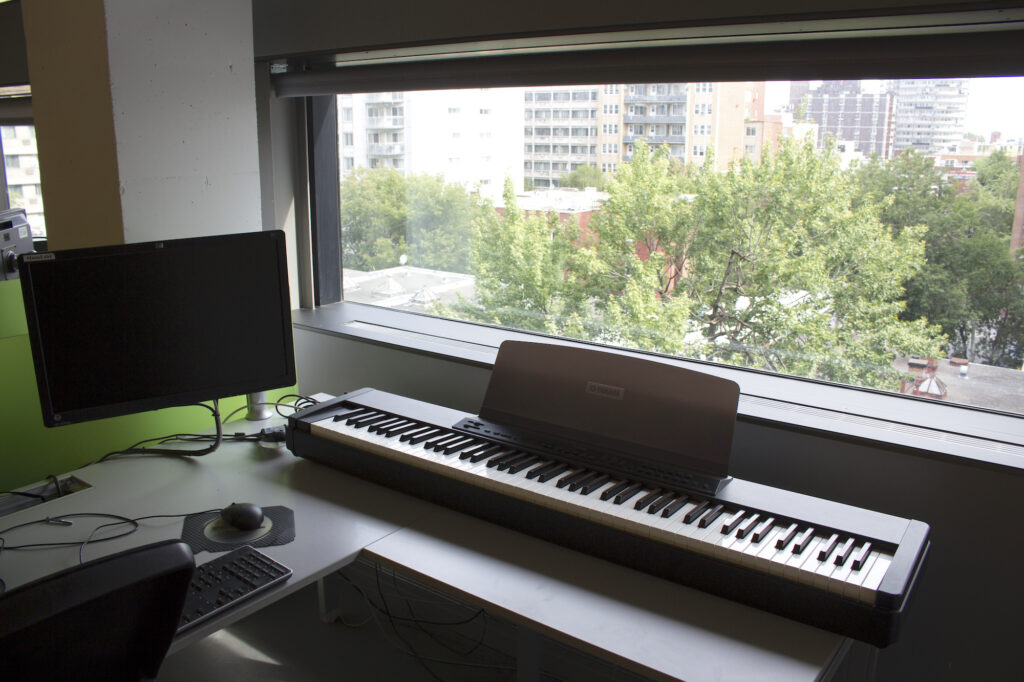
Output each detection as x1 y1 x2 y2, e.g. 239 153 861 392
293 302 1024 472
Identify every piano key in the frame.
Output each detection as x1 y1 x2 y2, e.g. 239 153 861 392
736 514 762 540
487 450 523 468
792 527 816 554
440 437 476 455
568 471 600 492
751 517 776 543
634 489 663 511
818 533 841 562
386 421 424 437
599 480 630 501
557 469 591 489
350 411 388 427
332 406 371 421
526 460 559 478
507 456 543 475
851 542 872 571
834 537 857 566
681 499 708 524
537 463 571 483
646 494 676 515
697 503 725 528
775 523 800 550
424 432 460 450
662 495 691 518
367 416 404 433
470 446 508 463
496 453 533 472
460 442 494 460
722 510 748 535
405 428 443 445
614 483 644 505
579 473 612 495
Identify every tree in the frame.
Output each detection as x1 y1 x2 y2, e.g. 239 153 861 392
561 164 607 191
339 168 482 273
854 150 1024 367
682 138 944 388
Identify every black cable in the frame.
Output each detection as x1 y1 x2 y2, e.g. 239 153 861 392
97 400 222 463
0 491 46 500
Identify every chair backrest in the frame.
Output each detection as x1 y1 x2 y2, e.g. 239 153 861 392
0 539 195 681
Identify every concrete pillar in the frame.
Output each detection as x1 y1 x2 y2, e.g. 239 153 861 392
22 0 261 249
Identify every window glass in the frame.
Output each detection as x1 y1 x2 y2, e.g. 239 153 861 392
1 124 46 237
335 79 1024 416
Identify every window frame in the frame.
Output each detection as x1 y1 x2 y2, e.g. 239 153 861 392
284 12 1024 471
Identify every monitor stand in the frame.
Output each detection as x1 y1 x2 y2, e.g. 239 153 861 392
245 391 273 421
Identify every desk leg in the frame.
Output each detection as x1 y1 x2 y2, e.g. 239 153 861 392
317 574 343 623
516 627 541 682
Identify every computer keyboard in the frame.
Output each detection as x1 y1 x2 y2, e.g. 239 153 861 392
177 545 292 634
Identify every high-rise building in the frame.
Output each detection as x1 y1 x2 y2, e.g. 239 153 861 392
889 79 970 156
339 89 524 200
795 81 895 158
522 85 605 189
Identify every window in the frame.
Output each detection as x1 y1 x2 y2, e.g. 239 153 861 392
343 132 354 146
312 73 1024 425
1 125 46 237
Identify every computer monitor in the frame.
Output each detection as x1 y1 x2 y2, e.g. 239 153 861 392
18 230 295 428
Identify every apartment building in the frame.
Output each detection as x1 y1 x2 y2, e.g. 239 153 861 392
0 125 45 236
339 89 524 200
890 79 970 156
792 80 896 158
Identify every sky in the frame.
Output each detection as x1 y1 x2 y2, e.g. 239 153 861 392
765 77 1024 142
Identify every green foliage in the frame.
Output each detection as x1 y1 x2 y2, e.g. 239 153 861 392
854 150 1024 367
340 168 482 273
560 164 607 191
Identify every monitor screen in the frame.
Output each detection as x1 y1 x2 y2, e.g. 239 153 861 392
18 230 295 427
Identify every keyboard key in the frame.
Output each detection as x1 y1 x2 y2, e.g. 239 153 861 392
662 495 691 518
697 503 725 528
599 480 630 501
818 533 840 562
614 483 644 505
634 489 663 511
775 523 800 550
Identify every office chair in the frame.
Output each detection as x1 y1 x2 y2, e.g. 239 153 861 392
0 539 195 681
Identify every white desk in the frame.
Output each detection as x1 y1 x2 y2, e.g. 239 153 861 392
0 435 849 679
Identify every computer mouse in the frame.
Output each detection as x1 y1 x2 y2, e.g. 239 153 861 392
220 502 265 531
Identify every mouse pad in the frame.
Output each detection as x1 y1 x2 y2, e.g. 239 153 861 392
181 505 295 553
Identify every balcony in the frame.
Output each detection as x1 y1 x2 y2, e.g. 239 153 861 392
365 92 404 103
623 135 685 145
624 92 686 103
367 143 405 156
623 114 686 124
366 116 404 129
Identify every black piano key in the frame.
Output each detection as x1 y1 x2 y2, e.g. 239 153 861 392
526 460 558 479
386 421 423 438
442 438 477 455
851 542 872 571
697 503 725 528
599 481 630 501
682 500 710 524
459 443 493 459
507 456 543 475
466 444 503 462
751 517 776 543
614 483 644 505
558 470 591 489
477 448 515 465
775 523 800 550
424 432 460 450
579 474 612 495
487 450 523 468
817 533 841 562
662 495 691 518
407 428 445 445
332 406 370 422
634 489 663 511
722 510 748 535
399 426 435 442
568 472 600 492
349 411 387 427
536 463 571 483
496 453 532 471
736 513 762 540
834 537 857 566
792 527 815 554
367 416 402 433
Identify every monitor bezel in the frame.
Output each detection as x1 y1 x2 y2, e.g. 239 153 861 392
18 230 296 427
